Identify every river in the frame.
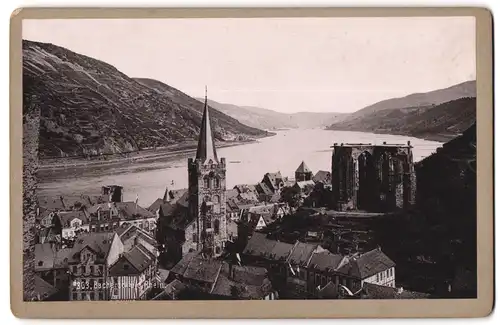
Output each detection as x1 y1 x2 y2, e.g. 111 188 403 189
37 129 443 207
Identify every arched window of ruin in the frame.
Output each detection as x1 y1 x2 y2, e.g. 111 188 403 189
214 219 220 234
213 195 220 204
379 153 389 186
204 214 212 230
214 177 220 188
203 176 209 188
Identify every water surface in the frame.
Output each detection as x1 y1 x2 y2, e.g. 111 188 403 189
38 129 443 207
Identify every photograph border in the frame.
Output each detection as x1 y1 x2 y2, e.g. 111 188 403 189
10 7 494 319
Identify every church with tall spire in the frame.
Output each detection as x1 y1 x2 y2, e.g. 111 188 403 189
187 87 227 257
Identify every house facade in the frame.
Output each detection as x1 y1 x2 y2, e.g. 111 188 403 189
242 233 396 299
108 245 157 300
68 232 124 301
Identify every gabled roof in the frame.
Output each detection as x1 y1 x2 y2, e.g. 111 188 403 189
211 263 273 299
124 245 155 273
34 243 56 271
287 242 318 266
361 283 431 299
116 223 157 247
296 161 312 173
161 279 188 299
309 251 344 272
313 170 331 183
70 232 116 263
256 183 274 196
35 243 72 271
168 189 189 204
226 189 239 200
295 180 316 189
243 233 295 261
195 89 219 164
159 202 176 217
170 251 199 276
183 257 222 283
148 198 164 213
337 248 396 279
262 172 284 190
57 210 88 228
34 275 58 300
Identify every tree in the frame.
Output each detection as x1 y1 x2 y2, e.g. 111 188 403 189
280 186 301 209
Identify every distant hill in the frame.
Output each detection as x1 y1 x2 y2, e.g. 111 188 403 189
23 40 270 158
197 98 348 131
327 81 476 141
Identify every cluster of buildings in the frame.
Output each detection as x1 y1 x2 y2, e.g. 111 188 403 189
33 185 161 301
33 91 426 301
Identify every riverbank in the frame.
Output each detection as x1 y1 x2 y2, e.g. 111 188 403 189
39 135 274 171
325 127 456 143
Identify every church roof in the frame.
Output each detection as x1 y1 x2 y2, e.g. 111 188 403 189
296 161 311 173
195 87 218 164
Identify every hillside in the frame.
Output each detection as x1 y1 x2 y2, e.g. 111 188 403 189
327 81 476 141
197 98 348 130
344 80 476 121
23 40 270 158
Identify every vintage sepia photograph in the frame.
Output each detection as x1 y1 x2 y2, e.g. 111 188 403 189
20 15 479 304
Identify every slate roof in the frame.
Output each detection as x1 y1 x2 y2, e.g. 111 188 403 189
38 196 65 212
269 241 295 262
162 279 188 299
62 195 107 210
170 251 199 276
147 198 164 213
288 242 318 266
243 233 295 261
159 202 176 217
34 243 56 271
35 244 72 271
116 202 155 219
69 232 116 263
262 172 284 191
124 245 155 273
296 161 312 173
37 227 58 244
313 170 331 183
337 248 396 279
34 275 58 300
361 283 431 299
295 180 316 190
213 276 273 299
54 248 73 269
309 251 344 272
183 257 222 283
57 210 88 228
168 189 189 204
317 281 339 299
256 182 274 196
226 188 239 200
195 95 219 164
117 223 157 247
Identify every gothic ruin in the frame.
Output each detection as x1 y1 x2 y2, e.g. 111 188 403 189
331 142 416 212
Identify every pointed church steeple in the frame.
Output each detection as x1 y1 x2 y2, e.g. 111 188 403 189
196 86 218 164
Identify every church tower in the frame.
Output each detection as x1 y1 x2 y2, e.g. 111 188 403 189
188 87 227 257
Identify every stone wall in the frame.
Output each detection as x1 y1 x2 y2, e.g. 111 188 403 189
22 99 40 301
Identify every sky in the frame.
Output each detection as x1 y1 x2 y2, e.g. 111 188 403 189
23 17 476 113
